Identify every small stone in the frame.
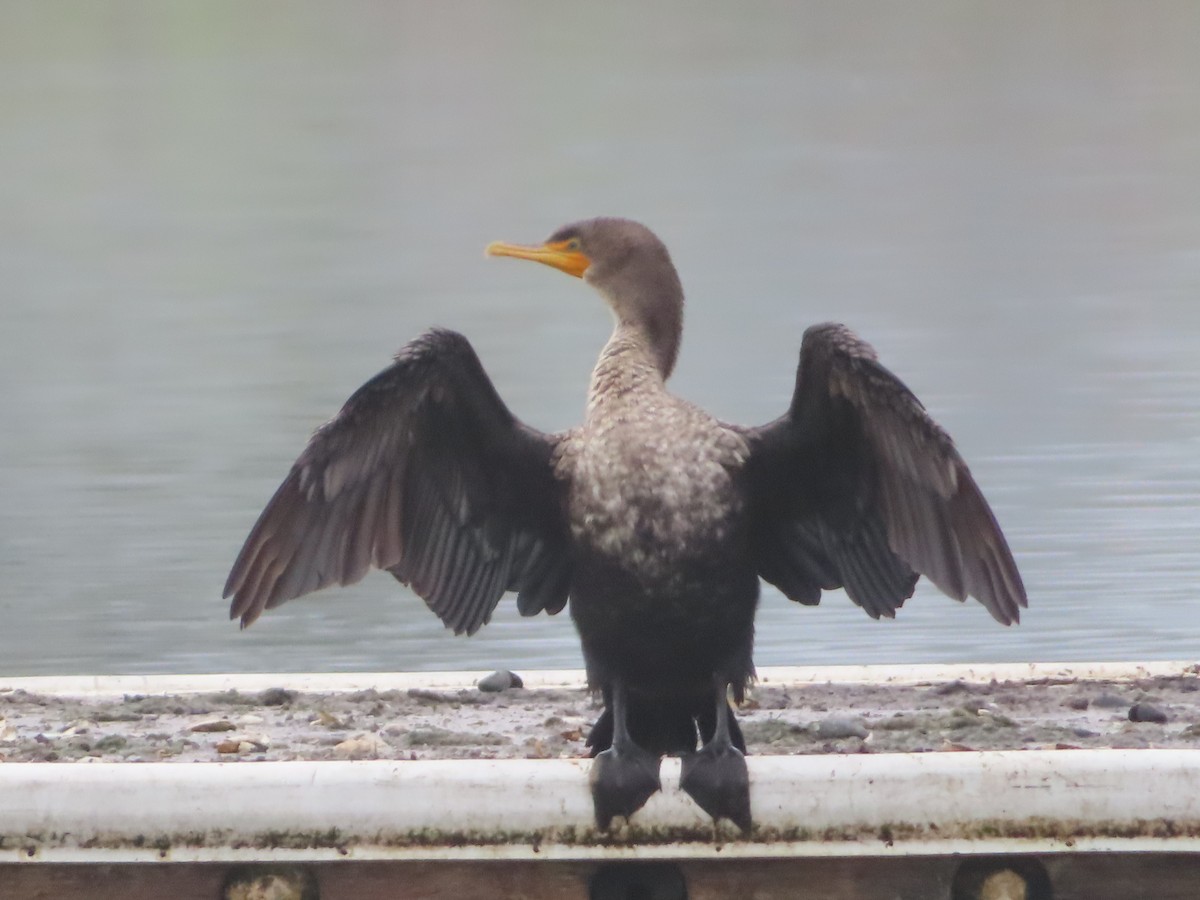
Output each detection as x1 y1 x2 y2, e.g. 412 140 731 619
333 733 387 760
941 740 975 752
239 734 271 751
815 716 869 740
1093 692 1127 709
478 670 524 693
190 719 237 733
1129 702 1168 724
1063 697 1089 711
215 734 269 755
258 687 297 707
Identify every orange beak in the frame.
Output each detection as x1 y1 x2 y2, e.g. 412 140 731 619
485 239 591 278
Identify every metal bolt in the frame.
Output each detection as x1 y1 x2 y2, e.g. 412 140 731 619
979 869 1027 900
952 857 1051 900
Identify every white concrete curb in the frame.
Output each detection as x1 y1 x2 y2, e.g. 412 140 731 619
4 749 1199 862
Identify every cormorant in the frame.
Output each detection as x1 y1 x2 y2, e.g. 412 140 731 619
224 217 1026 832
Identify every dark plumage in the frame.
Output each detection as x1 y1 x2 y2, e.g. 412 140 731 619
225 217 1026 831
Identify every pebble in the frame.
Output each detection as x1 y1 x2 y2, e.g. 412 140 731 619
478 670 524 693
1093 692 1127 709
1128 702 1168 724
815 716 870 740
2 674 1197 764
215 734 270 754
333 733 388 759
258 687 297 707
189 719 236 733
314 710 347 728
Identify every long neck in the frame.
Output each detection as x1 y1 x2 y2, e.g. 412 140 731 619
637 298 682 380
587 324 666 416
593 266 684 381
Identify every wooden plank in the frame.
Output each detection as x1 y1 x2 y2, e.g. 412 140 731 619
0 863 226 900
1 854 1198 900
1045 854 1200 900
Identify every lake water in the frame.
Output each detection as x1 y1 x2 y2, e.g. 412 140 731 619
3 2 1199 676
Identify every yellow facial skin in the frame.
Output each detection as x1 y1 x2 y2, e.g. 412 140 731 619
486 238 591 278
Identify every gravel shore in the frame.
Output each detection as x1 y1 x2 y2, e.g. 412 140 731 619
2 668 1197 764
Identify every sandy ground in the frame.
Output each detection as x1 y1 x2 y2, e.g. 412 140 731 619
2 670 1198 764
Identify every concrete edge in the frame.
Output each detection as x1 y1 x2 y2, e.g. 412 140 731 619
3 750 1200 862
2 660 1196 699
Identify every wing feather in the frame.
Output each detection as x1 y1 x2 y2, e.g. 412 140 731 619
741 322 1026 625
224 329 571 633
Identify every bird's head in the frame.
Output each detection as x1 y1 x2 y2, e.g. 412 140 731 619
487 217 684 377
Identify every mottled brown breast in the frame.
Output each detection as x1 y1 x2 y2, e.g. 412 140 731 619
557 385 751 593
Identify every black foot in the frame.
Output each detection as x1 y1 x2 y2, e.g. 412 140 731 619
590 744 663 829
680 743 751 832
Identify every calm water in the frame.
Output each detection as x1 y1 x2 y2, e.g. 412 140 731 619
3 3 1199 676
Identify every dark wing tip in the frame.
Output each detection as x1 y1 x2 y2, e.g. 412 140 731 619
228 590 262 629
950 466 1028 626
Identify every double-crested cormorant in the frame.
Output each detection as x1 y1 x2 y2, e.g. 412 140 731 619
224 217 1026 832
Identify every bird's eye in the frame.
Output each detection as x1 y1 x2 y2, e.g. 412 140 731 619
566 238 581 252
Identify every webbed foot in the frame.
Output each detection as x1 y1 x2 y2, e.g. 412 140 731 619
680 736 751 832
590 743 663 829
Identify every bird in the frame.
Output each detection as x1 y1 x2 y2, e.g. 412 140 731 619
224 216 1027 832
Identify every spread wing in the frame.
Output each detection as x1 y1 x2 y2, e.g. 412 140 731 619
224 329 572 635
740 323 1026 624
